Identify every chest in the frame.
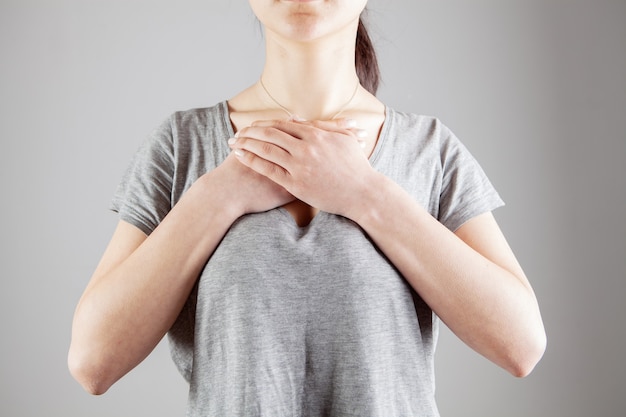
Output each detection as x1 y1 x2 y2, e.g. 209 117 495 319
199 210 409 308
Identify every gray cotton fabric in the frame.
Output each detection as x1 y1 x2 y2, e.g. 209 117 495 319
111 101 504 417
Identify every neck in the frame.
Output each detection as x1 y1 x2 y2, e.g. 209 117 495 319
259 26 361 120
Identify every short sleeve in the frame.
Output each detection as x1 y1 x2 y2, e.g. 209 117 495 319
110 117 175 235
437 125 504 232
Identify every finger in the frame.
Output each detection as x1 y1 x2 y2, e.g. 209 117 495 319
248 119 311 140
233 124 298 153
313 118 368 142
251 118 366 141
253 118 352 131
229 134 292 169
233 149 292 189
292 119 368 140
299 117 358 131
246 120 328 146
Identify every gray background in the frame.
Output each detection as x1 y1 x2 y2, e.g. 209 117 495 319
1 0 625 416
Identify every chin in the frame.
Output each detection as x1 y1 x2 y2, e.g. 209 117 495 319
251 0 366 42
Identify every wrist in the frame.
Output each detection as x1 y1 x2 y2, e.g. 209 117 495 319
194 170 245 224
342 170 391 226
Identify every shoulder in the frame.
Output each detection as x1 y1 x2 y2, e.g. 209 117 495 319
382 107 459 158
385 107 454 143
145 101 232 155
167 101 230 134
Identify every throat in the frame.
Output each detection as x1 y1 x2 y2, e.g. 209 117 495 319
282 200 320 227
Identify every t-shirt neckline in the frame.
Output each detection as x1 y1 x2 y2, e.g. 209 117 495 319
219 100 391 168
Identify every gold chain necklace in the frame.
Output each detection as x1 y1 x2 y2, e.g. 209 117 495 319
259 77 360 120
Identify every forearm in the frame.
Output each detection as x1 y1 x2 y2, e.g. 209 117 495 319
349 172 546 376
223 117 545 374
69 173 240 394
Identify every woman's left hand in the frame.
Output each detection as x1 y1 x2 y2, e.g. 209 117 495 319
228 118 376 218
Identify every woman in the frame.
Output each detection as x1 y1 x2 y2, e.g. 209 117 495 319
69 1 546 415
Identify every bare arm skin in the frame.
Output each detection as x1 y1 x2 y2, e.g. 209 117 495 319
71 116 545 396
68 155 293 395
350 177 546 376
230 119 547 376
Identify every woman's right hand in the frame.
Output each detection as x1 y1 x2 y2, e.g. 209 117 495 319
209 151 295 217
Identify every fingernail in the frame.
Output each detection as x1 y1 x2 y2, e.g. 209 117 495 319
228 137 237 145
234 130 240 138
291 114 306 122
345 118 357 128
234 149 244 157
358 140 367 149
355 129 367 138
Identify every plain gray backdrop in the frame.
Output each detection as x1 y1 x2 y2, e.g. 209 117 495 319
1 0 625 416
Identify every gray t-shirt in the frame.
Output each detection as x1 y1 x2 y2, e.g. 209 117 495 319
112 101 504 416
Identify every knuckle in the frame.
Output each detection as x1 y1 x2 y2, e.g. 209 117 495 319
234 136 247 147
309 129 324 142
237 127 249 138
260 141 274 156
308 147 320 160
274 120 289 129
261 126 277 138
241 149 255 163
300 145 315 160
267 163 284 178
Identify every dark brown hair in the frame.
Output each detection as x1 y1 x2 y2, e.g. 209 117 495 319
356 15 381 95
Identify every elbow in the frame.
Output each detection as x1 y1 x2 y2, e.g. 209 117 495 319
67 345 114 396
506 327 547 378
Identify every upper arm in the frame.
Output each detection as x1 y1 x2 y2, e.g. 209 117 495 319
454 212 533 292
